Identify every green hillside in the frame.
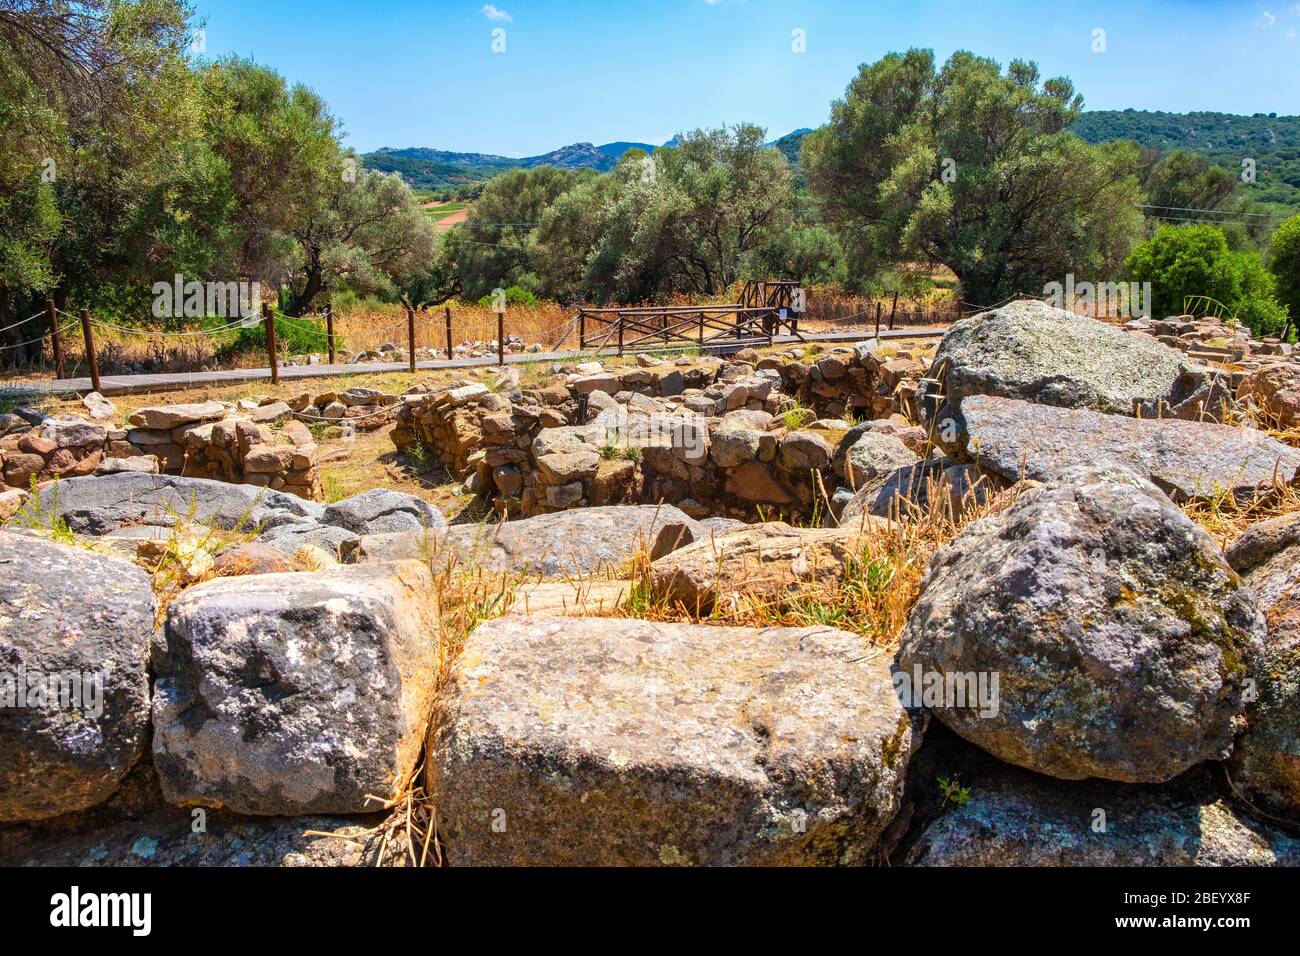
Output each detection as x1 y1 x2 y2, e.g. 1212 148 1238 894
1072 110 1300 209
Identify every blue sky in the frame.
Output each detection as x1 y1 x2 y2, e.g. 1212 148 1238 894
192 0 1300 156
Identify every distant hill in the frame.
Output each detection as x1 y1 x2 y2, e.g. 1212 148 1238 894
371 115 1300 211
1071 110 1300 208
364 141 658 191
365 132 805 192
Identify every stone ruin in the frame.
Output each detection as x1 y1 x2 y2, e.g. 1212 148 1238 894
1 394 322 512
391 347 930 523
7 300 1300 867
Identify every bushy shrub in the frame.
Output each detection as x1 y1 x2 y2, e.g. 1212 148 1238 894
1125 225 1287 337
215 315 334 362
476 285 539 309
1269 214 1300 334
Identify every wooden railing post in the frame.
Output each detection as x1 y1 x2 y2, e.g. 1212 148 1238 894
889 291 898 331
79 309 101 394
617 312 624 356
326 305 336 364
698 313 704 346
497 311 505 366
874 302 882 338
263 303 280 385
406 306 417 373
46 299 64 380
444 306 453 360
579 311 585 350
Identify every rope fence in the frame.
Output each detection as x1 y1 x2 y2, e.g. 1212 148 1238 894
2 287 1012 395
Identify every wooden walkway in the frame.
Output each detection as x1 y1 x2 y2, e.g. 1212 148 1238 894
0 327 946 400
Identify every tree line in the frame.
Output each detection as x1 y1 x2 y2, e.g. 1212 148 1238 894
2 1 1298 356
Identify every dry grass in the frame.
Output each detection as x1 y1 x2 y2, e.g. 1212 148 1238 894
620 475 1023 648
333 302 575 356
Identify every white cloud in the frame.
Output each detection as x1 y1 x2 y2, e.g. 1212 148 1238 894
1288 26 1298 38
1256 9 1277 26
482 4 512 21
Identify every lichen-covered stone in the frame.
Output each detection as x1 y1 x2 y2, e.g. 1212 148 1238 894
1226 512 1300 816
907 768 1300 866
0 533 155 821
152 562 440 815
959 394 1300 501
434 616 922 865
898 465 1264 782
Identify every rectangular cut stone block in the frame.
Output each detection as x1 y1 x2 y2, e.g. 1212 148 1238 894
152 561 441 815
433 616 921 865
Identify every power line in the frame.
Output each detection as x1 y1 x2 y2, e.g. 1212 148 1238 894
1138 203 1280 220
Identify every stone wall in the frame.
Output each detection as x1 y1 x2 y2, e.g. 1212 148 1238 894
390 354 909 522
1 416 156 491
1 398 321 502
770 341 929 421
127 401 321 500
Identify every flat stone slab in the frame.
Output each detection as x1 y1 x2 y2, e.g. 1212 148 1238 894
128 401 228 430
352 504 701 578
433 616 922 865
34 473 321 536
961 394 1300 501
650 520 887 611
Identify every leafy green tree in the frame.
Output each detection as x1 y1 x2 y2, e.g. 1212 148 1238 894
1140 150 1239 217
0 0 202 333
535 128 795 304
1126 224 1287 335
198 57 342 286
803 49 1145 304
531 163 629 303
748 225 846 286
446 166 590 300
1269 214 1300 332
281 163 436 315
650 125 794 295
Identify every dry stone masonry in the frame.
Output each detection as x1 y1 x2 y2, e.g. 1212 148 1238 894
9 297 1300 867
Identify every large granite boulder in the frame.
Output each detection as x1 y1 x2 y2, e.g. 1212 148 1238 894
898 465 1264 782
906 767 1300 866
959 394 1300 501
650 520 886 611
0 533 155 821
1225 513 1300 816
919 300 1231 455
152 562 440 815
34 473 321 536
350 504 701 578
434 616 922 865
